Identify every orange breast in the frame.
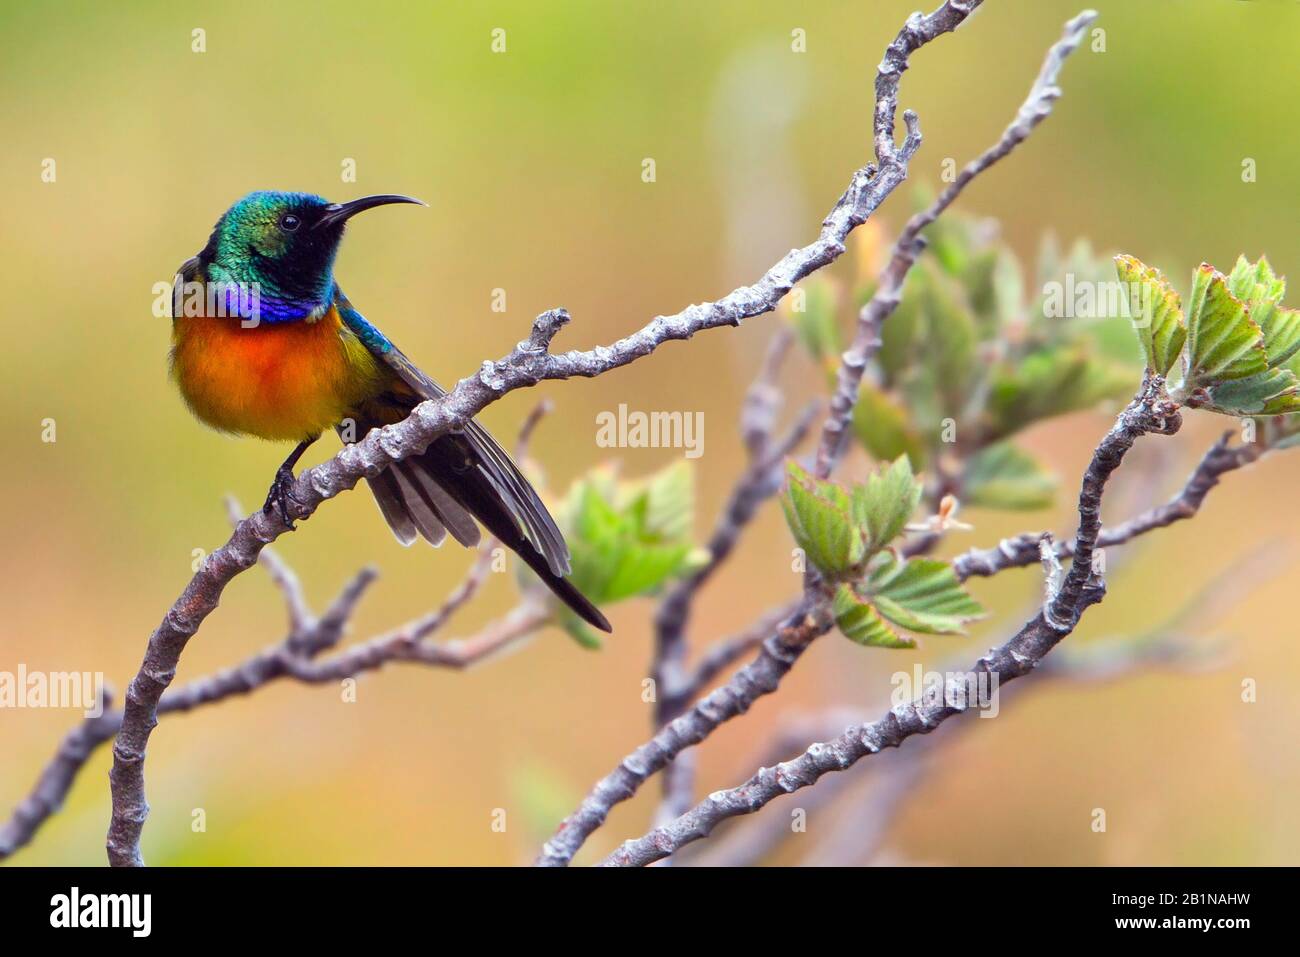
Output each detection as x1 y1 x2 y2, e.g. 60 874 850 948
171 307 386 441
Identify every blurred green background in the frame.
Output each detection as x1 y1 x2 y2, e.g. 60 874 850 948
3 0 1298 865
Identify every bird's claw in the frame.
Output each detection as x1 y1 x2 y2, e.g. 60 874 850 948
262 466 300 529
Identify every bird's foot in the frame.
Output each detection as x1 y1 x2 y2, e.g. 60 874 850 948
262 465 300 530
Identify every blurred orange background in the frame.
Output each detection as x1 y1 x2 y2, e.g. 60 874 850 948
2 0 1297 865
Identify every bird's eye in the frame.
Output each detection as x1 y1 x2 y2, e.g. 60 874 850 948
279 213 301 232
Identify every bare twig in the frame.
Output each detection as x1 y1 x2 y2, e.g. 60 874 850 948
600 376 1180 866
650 330 814 828
105 0 985 866
6 408 553 864
818 7 1099 476
952 432 1264 581
538 2 1100 868
1 543 530 862
681 598 805 700
691 625 1223 867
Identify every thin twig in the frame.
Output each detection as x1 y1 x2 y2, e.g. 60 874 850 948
4 406 554 864
600 377 1180 866
952 432 1265 581
105 0 974 865
650 329 813 829
538 2 1095 868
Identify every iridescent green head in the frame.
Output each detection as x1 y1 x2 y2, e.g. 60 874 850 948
196 190 424 321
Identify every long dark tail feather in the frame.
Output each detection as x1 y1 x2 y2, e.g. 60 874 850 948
417 435 612 633
348 422 611 633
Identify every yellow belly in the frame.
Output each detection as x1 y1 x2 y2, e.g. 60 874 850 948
170 306 388 441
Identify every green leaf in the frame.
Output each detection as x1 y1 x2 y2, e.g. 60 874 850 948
851 381 926 467
607 543 696 603
850 457 921 553
1114 254 1186 377
552 461 705 631
833 584 914 649
867 557 985 635
1185 265 1268 385
962 441 1057 510
1226 256 1299 369
1205 367 1300 416
780 461 860 577
1262 308 1300 370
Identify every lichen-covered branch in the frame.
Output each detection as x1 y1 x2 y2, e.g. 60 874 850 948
3 533 532 862
953 432 1266 581
11 410 556 864
104 0 992 867
688 625 1224 867
537 2 1105 868
817 7 1098 476
536 602 829 867
650 329 815 828
599 378 1182 866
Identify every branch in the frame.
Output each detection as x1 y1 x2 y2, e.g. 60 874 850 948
11 407 555 864
818 6 1098 475
2 539 529 861
600 376 1181 866
537 1 1100 868
691 625 1224 867
650 329 814 828
105 2 986 867
952 432 1264 581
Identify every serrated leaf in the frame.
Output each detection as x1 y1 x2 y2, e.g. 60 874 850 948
780 461 860 577
851 381 927 467
1262 308 1300 369
1226 256 1297 369
1259 391 1300 415
1226 254 1285 315
1205 367 1300 416
556 460 704 618
962 441 1057 510
867 557 985 635
1114 254 1186 377
850 456 921 553
1186 265 1268 384
833 584 914 649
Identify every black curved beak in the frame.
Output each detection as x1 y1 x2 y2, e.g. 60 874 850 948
314 194 426 230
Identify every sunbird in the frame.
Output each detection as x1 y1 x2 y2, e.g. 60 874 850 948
169 190 611 632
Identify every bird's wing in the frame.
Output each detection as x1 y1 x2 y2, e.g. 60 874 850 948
334 289 572 576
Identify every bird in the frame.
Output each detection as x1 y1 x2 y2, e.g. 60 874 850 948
168 190 611 633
